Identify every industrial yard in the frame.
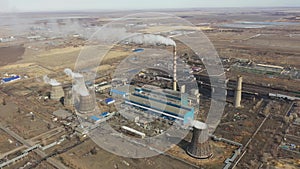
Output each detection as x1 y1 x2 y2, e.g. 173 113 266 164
0 6 300 169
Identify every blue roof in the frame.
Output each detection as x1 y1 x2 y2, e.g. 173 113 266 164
132 48 144 53
91 116 100 121
100 112 109 117
2 76 20 83
105 98 115 103
111 89 127 96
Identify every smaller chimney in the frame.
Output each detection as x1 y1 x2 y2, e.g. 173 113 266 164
180 85 186 93
234 75 242 108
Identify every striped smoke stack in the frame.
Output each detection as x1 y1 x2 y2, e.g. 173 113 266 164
51 84 64 101
187 121 212 159
234 75 242 108
173 46 177 91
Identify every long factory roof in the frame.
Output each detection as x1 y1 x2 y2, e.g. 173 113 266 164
126 92 193 117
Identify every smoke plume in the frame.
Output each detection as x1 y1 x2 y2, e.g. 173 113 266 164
43 75 61 86
126 34 176 46
64 68 89 96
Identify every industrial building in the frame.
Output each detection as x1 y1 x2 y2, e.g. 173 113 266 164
104 98 115 105
110 88 128 98
113 86 195 125
95 82 112 93
1 75 21 83
89 112 112 124
232 62 284 75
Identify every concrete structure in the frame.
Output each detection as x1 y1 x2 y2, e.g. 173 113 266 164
187 121 212 159
173 46 177 91
234 75 243 108
294 118 300 126
51 84 64 101
53 109 72 119
63 87 73 106
121 126 146 138
78 94 95 114
196 93 201 104
180 85 186 93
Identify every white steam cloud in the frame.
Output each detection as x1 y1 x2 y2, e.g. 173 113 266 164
64 68 83 78
64 68 89 97
126 34 176 46
95 27 176 46
43 75 61 86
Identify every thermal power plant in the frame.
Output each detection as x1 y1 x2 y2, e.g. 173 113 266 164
234 75 243 108
50 84 64 101
173 46 177 91
187 121 212 159
63 87 73 106
78 94 96 114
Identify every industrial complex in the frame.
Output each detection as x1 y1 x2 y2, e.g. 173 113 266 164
0 6 299 169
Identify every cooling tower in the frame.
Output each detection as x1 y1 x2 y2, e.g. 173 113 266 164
51 84 64 101
187 121 212 159
78 94 95 114
234 75 243 108
63 87 73 106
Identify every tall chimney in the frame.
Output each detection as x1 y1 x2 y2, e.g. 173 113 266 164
234 75 242 108
173 46 177 91
187 121 212 159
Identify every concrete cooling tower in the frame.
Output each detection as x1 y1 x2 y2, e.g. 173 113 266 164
187 121 212 159
63 87 73 106
78 94 96 114
51 84 64 101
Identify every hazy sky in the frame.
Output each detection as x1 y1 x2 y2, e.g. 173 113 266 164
1 0 300 12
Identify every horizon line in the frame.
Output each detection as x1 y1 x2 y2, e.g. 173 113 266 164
1 6 300 14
